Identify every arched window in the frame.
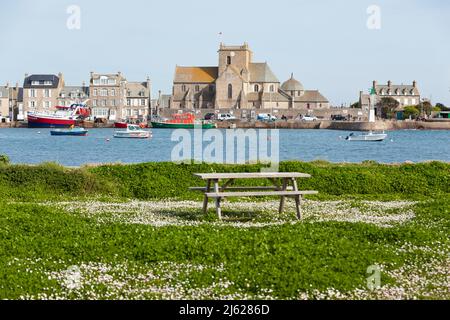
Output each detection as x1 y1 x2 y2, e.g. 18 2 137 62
270 85 274 92
227 56 232 65
195 85 200 92
228 84 232 99
182 85 186 92
254 84 259 92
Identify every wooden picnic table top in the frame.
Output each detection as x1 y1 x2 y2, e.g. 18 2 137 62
193 172 311 180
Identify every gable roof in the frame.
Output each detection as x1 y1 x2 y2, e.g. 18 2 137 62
249 63 279 83
125 82 150 97
23 74 60 88
174 67 218 83
295 90 329 103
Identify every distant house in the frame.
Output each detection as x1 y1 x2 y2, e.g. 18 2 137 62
22 73 65 117
124 79 151 123
360 80 421 117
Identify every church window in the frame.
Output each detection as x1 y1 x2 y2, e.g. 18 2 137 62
228 84 232 99
270 85 274 92
227 56 232 65
195 85 200 92
182 85 186 92
254 84 259 92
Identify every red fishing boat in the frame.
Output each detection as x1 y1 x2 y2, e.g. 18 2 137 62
27 104 91 128
114 122 128 128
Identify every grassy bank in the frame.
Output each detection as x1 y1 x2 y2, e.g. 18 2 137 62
0 161 448 201
0 160 448 299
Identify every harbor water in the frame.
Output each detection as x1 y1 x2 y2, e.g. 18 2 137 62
0 128 448 166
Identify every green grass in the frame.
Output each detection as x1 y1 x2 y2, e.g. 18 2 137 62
0 160 448 299
0 198 448 299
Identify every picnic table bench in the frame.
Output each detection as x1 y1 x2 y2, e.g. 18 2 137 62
190 172 318 220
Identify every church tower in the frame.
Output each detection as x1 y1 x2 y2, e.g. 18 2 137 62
218 43 253 75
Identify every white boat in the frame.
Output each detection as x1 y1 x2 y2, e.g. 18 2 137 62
113 124 152 139
346 131 387 142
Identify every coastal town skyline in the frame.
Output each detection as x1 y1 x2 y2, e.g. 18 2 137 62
1 0 450 106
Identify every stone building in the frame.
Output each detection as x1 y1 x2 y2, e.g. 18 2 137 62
170 43 329 110
22 73 65 116
58 84 89 107
124 79 151 123
359 80 421 116
89 72 151 122
89 72 127 121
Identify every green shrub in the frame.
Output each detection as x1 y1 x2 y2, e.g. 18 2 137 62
403 106 420 120
0 155 9 165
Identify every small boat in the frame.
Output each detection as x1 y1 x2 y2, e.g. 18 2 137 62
50 127 88 136
113 124 151 139
346 131 388 142
151 113 216 129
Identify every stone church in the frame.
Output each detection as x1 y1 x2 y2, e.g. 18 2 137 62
170 43 329 110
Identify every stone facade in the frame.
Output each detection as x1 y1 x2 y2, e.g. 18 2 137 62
89 72 127 121
89 72 151 122
22 73 65 117
124 79 151 122
169 43 329 111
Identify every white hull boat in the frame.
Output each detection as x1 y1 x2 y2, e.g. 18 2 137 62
346 131 387 142
114 124 152 139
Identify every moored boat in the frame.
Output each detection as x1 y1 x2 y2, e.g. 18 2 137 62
28 103 90 128
114 122 128 129
50 127 88 136
113 124 152 139
151 113 216 129
346 131 388 142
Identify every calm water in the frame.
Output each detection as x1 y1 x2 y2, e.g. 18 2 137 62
0 128 448 166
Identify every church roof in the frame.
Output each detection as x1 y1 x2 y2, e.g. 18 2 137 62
281 74 304 91
174 66 218 83
249 63 279 83
295 90 329 103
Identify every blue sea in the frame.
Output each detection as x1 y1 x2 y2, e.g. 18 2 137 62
0 128 448 166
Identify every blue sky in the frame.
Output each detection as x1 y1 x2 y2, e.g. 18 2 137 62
1 0 449 105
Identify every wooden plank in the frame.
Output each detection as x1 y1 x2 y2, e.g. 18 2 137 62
292 178 302 219
205 191 318 198
194 172 311 180
190 186 294 192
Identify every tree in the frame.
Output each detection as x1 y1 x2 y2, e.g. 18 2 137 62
421 101 433 116
435 103 449 111
403 106 420 120
376 97 399 119
350 102 360 108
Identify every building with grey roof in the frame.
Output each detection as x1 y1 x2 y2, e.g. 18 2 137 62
170 43 329 110
359 80 421 117
22 73 65 116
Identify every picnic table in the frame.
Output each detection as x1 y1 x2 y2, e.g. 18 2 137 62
190 172 318 220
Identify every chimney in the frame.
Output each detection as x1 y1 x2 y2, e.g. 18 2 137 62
82 81 86 87
388 80 392 87
372 80 377 89
58 72 63 78
413 80 417 88
90 71 94 78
